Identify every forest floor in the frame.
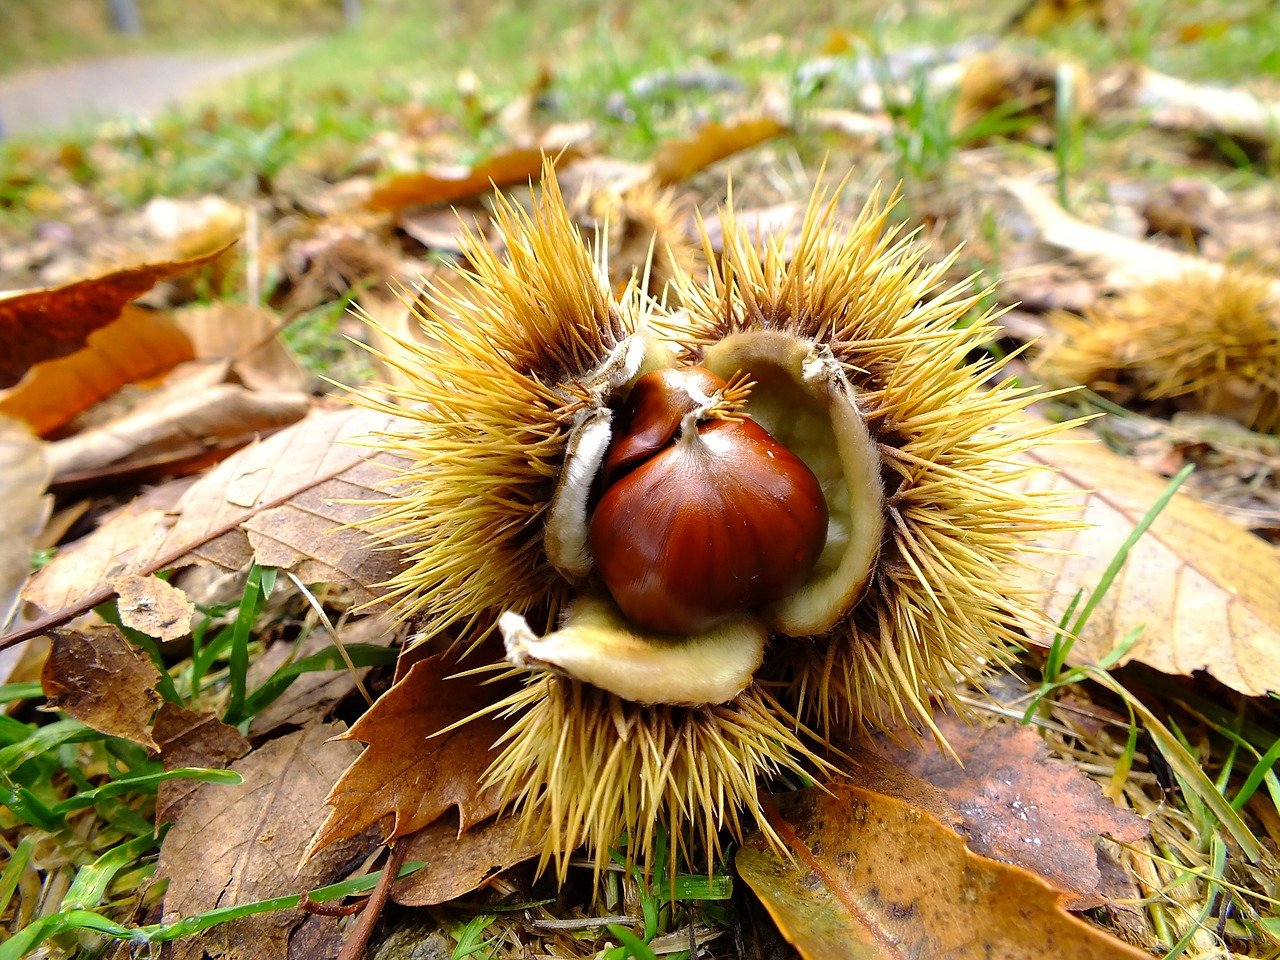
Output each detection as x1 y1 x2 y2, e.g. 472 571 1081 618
2 2 1279 959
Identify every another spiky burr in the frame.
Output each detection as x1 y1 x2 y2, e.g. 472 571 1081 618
1038 269 1280 434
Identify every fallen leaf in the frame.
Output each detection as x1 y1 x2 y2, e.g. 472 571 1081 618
110 573 196 642
555 155 653 214
1133 67 1280 145
1005 179 1280 298
14 407 408 648
152 703 250 824
860 713 1146 909
0 305 196 437
47 377 309 483
367 147 574 213
738 784 1150 960
0 244 231 389
652 116 788 184
20 478 191 621
156 722 368 960
247 612 404 738
308 654 512 857
175 302 311 394
361 289 443 399
1021 430 1280 696
399 204 499 257
273 216 411 316
393 814 541 906
0 417 50 630
41 627 161 749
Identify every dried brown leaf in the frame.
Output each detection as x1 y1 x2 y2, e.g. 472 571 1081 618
0 417 50 630
392 814 541 906
0 244 231 389
157 722 368 960
0 305 196 437
13 407 408 649
41 626 161 748
367 147 576 213
361 290 443 399
152 703 250 824
400 204 499 256
652 116 788 184
1021 430 1280 695
737 785 1150 960
175 302 311 394
860 713 1146 909
47 377 308 482
110 573 196 642
309 655 512 857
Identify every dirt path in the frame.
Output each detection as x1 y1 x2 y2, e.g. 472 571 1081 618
0 41 309 137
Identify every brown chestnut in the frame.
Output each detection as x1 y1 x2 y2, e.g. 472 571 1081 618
589 367 828 635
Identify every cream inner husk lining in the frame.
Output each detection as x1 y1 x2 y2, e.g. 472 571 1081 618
702 330 884 636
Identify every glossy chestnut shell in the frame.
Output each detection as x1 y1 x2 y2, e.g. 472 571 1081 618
588 367 828 634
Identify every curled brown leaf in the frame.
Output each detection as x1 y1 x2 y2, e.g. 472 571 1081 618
738 785 1150 960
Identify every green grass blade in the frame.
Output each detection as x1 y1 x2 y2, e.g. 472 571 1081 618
0 718 97 774
0 681 42 703
606 924 659 960
1232 735 1280 812
223 564 274 725
671 873 733 901
52 768 243 816
0 834 36 916
1070 464 1193 638
0 910 132 960
138 859 424 942
62 829 166 910
242 642 397 717
1093 671 1263 860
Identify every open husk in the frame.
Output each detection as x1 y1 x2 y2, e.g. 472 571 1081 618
351 166 1073 872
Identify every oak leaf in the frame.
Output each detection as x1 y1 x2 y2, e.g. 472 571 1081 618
367 147 576 213
737 784 1150 960
0 417 50 630
859 713 1146 909
41 627 162 748
1020 431 1280 695
308 654 513 857
0 244 231 389
12 407 408 650
156 722 368 960
652 116 788 184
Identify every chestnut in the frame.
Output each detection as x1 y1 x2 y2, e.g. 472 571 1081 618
589 366 828 634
